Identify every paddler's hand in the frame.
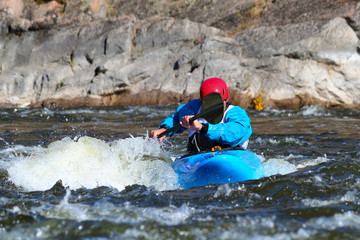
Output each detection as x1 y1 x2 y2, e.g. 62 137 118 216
149 128 167 142
180 115 202 131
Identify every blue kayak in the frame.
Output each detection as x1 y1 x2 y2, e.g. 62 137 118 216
172 150 265 189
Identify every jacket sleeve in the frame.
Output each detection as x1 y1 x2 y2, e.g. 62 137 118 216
205 106 252 146
159 104 186 137
158 99 201 137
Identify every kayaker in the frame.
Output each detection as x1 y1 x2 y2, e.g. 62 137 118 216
149 77 252 153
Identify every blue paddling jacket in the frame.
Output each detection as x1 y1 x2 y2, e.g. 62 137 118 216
159 99 252 151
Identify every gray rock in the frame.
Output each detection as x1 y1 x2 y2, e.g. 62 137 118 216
0 0 360 109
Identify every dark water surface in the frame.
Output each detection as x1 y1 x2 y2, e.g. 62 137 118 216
0 105 359 239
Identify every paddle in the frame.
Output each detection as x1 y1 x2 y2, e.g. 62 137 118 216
157 92 224 139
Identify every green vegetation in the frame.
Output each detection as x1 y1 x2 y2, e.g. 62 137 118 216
106 3 117 18
55 79 64 91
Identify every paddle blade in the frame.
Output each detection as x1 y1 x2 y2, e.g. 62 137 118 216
157 92 224 139
201 92 224 124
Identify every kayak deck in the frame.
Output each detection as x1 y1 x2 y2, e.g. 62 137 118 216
172 150 265 189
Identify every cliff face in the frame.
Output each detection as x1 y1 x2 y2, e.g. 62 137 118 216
0 0 359 109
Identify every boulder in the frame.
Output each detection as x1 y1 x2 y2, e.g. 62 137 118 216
0 0 359 109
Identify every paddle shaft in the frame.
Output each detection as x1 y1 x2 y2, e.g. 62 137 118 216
157 102 223 139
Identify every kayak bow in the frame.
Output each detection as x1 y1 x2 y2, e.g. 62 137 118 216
172 150 265 189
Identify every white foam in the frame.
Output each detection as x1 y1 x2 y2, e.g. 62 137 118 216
262 154 331 178
141 203 193 225
302 190 359 207
254 137 305 147
213 184 234 197
31 189 193 227
284 137 305 146
0 137 10 146
307 211 360 230
295 155 329 169
6 136 179 191
298 105 330 117
262 158 298 177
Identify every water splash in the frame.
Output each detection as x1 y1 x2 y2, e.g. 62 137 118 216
262 158 298 177
254 136 306 146
6 136 179 191
251 105 342 117
261 154 330 177
299 105 332 117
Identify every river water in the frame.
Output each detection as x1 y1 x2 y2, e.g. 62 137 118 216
0 105 359 239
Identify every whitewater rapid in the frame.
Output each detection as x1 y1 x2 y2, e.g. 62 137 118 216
6 136 179 191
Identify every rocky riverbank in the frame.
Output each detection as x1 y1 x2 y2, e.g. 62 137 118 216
1 0 359 109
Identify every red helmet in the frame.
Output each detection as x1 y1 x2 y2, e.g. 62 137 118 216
200 78 229 100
